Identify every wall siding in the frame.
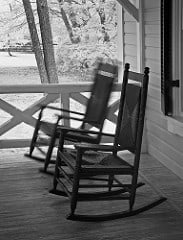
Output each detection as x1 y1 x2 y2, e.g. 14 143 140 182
122 0 183 179
143 0 183 179
124 11 138 70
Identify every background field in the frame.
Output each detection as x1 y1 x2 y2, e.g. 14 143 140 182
0 52 80 141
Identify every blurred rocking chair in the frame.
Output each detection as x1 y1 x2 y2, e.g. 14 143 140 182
50 63 167 221
25 61 117 173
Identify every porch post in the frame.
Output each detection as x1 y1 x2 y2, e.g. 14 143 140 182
137 0 145 72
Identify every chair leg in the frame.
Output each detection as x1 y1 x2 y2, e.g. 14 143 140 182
29 108 44 156
67 189 79 219
43 134 57 172
53 164 59 191
68 170 80 218
129 181 138 210
29 123 40 156
67 150 82 219
50 144 62 193
108 174 114 191
43 120 61 172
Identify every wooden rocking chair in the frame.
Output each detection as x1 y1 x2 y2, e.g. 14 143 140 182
25 61 117 173
50 63 167 221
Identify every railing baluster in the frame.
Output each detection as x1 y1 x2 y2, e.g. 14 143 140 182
61 93 70 127
0 83 121 149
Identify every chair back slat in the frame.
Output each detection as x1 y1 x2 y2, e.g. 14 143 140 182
82 62 117 129
114 64 149 154
128 71 143 83
118 84 141 152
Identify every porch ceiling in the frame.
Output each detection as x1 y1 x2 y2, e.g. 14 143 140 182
117 0 139 21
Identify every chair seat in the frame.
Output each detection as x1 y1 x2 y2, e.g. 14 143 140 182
65 131 98 143
59 149 134 175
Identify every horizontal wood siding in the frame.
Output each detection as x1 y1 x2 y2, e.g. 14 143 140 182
143 0 183 179
124 11 138 70
123 0 183 178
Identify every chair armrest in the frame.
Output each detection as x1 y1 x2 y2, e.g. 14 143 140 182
56 114 105 126
100 132 115 137
57 125 98 134
57 125 115 138
41 105 85 116
74 143 115 152
56 114 84 122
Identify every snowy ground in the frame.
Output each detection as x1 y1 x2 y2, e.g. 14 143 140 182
0 52 37 68
0 52 79 85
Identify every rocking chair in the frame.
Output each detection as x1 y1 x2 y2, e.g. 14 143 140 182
50 63 167 221
26 61 117 172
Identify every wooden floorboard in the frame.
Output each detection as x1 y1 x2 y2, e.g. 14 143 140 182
0 149 183 240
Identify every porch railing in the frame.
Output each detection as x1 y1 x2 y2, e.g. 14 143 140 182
0 83 121 149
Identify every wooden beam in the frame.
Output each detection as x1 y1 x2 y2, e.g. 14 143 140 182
0 139 31 149
116 0 139 22
36 0 59 83
0 83 122 94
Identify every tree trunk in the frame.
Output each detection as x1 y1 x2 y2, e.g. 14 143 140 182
97 1 110 43
36 0 58 83
7 5 13 57
22 0 49 84
57 0 80 44
7 35 13 57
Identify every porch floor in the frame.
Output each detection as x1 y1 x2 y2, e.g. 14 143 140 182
1 148 183 240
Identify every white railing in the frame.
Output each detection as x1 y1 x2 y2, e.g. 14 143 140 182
0 83 122 149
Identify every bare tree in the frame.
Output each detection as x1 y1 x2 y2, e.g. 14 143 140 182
57 0 80 44
36 0 58 83
96 0 110 43
7 4 13 57
22 0 49 83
